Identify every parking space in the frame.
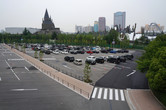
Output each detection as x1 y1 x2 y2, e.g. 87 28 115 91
25 46 135 84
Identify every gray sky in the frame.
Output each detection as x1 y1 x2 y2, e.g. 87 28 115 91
0 0 166 32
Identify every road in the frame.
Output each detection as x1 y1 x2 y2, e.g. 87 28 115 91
95 50 149 89
0 44 130 110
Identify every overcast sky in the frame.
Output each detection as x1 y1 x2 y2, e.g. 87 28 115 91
0 0 166 32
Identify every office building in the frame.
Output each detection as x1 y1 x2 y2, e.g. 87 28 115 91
94 21 98 32
98 17 106 32
75 25 83 33
114 12 126 30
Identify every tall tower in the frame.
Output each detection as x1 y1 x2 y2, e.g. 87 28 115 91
94 21 98 32
98 17 106 32
114 12 126 30
42 9 55 30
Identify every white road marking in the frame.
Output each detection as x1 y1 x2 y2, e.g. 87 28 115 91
92 87 98 98
11 69 20 81
1 53 4 56
5 60 20 80
8 59 24 61
127 70 136 77
103 88 108 99
0 77 1 81
11 89 38 91
120 90 125 101
43 58 56 60
115 89 119 100
97 88 103 99
109 89 113 100
5 60 11 67
24 66 29 71
63 65 72 69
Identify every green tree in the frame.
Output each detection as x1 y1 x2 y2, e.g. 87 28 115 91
51 32 57 40
34 49 38 58
23 28 31 35
104 28 119 47
39 51 44 61
83 63 92 83
137 34 166 91
120 35 130 48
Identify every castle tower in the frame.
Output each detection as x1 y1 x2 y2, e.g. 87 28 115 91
42 9 55 30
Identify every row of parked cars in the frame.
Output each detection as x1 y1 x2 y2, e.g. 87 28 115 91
64 53 134 66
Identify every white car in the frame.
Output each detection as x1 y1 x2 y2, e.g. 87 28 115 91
73 59 83 65
86 56 96 61
53 50 59 54
60 50 68 54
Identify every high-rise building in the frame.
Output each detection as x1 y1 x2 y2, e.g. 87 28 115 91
94 21 98 32
106 26 110 32
114 12 126 30
98 17 106 32
75 25 83 33
83 25 93 33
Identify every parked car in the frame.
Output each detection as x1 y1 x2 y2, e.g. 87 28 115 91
64 56 75 62
73 59 83 65
101 56 107 61
86 50 93 54
110 50 117 53
85 59 96 65
96 57 105 64
45 50 51 54
101 49 108 53
86 56 96 61
70 50 77 54
92 50 99 53
119 56 126 62
77 50 85 54
123 54 134 60
53 50 60 54
60 50 68 54
107 55 120 64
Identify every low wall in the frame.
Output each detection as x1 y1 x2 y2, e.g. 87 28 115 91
5 44 94 100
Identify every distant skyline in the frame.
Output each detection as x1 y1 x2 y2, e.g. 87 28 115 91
0 0 166 32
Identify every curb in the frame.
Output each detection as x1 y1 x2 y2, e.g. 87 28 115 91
125 89 136 110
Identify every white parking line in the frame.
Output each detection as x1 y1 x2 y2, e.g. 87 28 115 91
8 59 24 61
5 60 20 81
63 65 72 69
92 87 98 98
24 66 29 71
127 70 136 77
11 89 38 91
0 77 1 81
103 88 108 99
97 88 103 99
109 89 113 100
115 89 119 100
120 90 125 101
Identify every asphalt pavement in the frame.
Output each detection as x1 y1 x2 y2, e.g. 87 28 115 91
95 50 149 89
0 44 130 110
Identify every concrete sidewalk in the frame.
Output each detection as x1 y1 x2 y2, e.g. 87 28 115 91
125 89 166 110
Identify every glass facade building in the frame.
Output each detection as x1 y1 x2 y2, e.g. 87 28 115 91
114 12 126 30
94 21 98 32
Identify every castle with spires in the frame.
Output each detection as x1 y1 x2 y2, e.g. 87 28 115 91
37 9 60 34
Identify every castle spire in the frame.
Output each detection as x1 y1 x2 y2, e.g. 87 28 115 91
44 9 49 19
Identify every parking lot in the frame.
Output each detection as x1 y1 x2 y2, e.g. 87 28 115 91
25 46 136 84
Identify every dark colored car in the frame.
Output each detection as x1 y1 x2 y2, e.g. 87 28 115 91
64 56 75 62
45 50 51 54
119 56 126 62
85 59 96 65
70 50 77 54
100 49 108 53
92 50 99 53
77 50 85 54
107 55 120 64
96 57 105 64
123 54 134 60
